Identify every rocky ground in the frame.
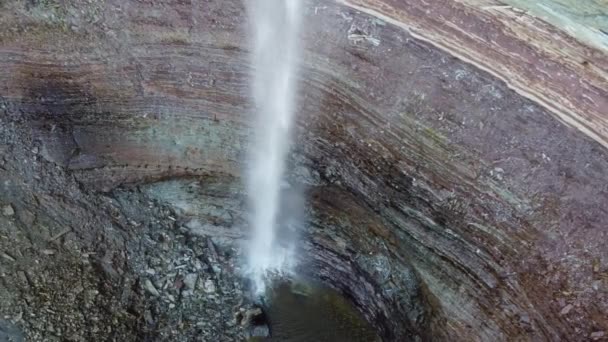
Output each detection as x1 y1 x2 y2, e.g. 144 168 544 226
0 116 259 341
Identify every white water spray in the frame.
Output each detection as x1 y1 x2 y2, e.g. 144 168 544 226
246 0 301 295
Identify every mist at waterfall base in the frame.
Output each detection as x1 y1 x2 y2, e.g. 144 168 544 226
245 0 302 297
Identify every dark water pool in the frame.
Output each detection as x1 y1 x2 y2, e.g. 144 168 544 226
251 280 380 342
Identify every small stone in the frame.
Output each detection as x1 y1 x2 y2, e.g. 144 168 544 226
1 253 15 262
241 307 263 327
193 260 204 270
144 310 154 326
143 279 160 296
16 272 28 286
183 273 198 290
203 279 216 294
559 304 573 316
2 205 14 217
591 331 605 340
12 312 22 323
519 314 531 325
211 264 222 275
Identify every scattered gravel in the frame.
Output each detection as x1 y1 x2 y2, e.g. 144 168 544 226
0 117 253 341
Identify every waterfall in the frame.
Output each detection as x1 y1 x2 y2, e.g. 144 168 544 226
246 0 302 295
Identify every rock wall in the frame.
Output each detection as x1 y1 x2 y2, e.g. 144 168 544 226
1 0 607 340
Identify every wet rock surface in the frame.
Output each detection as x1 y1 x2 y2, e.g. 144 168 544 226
0 0 607 341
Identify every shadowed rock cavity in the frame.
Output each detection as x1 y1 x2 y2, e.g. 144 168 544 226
1 0 607 340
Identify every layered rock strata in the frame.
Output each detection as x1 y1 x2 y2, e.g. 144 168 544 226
0 0 607 340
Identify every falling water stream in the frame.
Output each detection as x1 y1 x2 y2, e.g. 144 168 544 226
244 2 382 340
246 0 301 295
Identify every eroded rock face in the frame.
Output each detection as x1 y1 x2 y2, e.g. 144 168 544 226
1 0 607 341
